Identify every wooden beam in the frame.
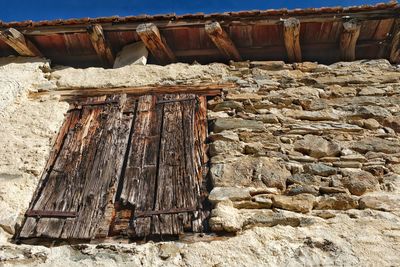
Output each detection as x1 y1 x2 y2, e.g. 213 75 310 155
29 83 234 99
283 18 302 62
340 20 361 61
390 20 400 64
0 28 42 57
205 22 242 61
87 24 114 66
136 23 176 64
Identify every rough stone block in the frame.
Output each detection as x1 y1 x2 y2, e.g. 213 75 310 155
272 194 316 213
211 118 264 133
208 187 252 204
341 170 380 196
210 156 291 190
359 194 400 211
113 41 148 68
294 135 341 158
315 194 359 210
209 202 243 232
304 163 337 176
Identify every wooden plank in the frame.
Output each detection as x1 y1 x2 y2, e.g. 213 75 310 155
65 96 133 239
205 22 242 61
340 20 361 61
390 20 400 64
29 83 231 99
153 94 187 236
119 95 163 237
0 28 42 57
87 24 115 67
283 18 302 62
136 23 176 64
191 95 209 232
181 96 202 231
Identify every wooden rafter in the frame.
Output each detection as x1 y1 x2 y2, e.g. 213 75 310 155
87 24 115 66
340 20 361 61
136 23 176 64
0 28 42 57
283 18 302 63
205 22 242 61
390 19 400 64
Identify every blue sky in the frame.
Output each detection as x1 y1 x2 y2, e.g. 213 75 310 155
0 0 385 22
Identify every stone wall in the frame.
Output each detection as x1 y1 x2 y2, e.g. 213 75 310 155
206 60 400 232
0 57 400 266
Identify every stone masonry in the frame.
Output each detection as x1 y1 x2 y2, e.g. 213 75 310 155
206 59 400 232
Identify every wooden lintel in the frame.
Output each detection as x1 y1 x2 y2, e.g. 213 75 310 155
205 21 242 61
0 28 42 57
389 20 400 64
87 24 115 66
136 23 176 64
340 20 361 61
283 18 302 63
29 83 234 99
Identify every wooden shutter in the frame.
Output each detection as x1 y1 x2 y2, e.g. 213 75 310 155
114 94 208 238
19 93 209 241
19 95 133 239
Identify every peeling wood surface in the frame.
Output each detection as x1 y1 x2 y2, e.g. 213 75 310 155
19 93 209 241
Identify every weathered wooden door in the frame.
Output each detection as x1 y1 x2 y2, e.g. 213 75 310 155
19 93 209 241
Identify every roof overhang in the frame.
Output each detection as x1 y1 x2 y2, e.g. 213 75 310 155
0 2 399 67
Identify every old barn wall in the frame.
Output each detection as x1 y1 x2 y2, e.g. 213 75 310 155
0 57 399 266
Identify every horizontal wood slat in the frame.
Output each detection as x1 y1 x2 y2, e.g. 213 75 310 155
29 83 231 99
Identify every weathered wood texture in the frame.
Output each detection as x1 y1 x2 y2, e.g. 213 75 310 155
0 28 42 57
20 95 133 240
340 20 361 61
115 94 209 238
87 24 115 66
136 23 176 64
283 18 302 62
29 83 231 100
205 22 242 61
390 19 400 63
19 93 209 241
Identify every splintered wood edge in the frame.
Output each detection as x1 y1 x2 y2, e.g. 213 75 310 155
28 83 234 100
